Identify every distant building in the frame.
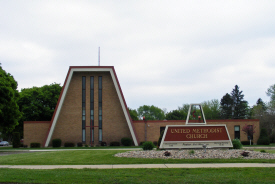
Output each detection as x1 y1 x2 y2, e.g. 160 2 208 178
24 66 260 147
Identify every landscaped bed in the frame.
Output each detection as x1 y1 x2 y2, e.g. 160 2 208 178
115 149 275 159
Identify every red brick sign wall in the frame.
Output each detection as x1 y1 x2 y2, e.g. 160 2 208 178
164 125 230 141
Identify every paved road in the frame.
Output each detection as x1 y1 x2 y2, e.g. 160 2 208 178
0 163 275 169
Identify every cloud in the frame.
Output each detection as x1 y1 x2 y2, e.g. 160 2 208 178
1 1 275 111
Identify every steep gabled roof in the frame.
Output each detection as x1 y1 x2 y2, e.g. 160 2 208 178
44 66 139 147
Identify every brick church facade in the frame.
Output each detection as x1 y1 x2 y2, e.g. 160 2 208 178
24 66 260 147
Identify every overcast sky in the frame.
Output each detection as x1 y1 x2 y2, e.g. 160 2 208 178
1 1 275 111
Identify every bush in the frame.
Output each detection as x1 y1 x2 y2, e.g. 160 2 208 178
241 151 249 157
260 149 266 153
164 151 171 156
232 139 243 149
110 141 120 146
270 134 275 143
52 139 62 147
101 142 107 146
64 142 75 147
153 141 158 146
77 142 83 147
157 130 165 147
12 132 20 148
257 128 270 145
189 150 195 155
121 137 132 146
30 143 41 148
139 141 145 146
257 137 270 145
241 141 253 145
142 141 154 150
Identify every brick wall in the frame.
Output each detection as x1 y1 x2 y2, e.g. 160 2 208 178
133 119 260 145
49 71 132 146
24 121 50 147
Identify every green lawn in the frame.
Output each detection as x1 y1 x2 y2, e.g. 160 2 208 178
0 168 274 183
0 146 141 150
0 150 275 165
244 143 275 147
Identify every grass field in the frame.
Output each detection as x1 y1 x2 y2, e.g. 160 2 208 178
0 168 275 184
1 148 275 183
0 149 275 165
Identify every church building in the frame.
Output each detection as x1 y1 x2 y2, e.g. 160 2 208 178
24 66 260 147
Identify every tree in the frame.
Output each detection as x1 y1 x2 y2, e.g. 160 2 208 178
165 109 187 120
220 93 233 119
0 64 21 139
266 84 275 102
201 99 221 120
128 108 138 120
137 105 165 120
251 98 266 120
242 124 256 141
256 98 267 111
17 83 62 137
231 85 249 119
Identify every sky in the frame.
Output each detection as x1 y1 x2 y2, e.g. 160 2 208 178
1 1 275 112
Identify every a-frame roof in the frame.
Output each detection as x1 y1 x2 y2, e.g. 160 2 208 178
44 66 139 147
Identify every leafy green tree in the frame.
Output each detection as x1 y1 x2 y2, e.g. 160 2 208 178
256 98 267 111
220 93 233 119
128 108 138 120
0 64 21 138
165 109 187 120
231 85 249 119
17 83 62 136
266 84 275 102
137 105 165 120
251 98 266 119
201 99 221 119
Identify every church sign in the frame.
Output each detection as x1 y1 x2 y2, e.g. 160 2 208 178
159 124 233 149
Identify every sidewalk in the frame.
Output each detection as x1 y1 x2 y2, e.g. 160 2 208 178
1 163 275 169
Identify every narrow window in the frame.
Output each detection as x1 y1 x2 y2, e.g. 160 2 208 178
82 76 86 143
160 127 165 134
98 76 102 142
234 126 240 139
90 76 94 143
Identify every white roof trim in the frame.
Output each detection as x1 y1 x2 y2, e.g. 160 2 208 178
45 67 138 147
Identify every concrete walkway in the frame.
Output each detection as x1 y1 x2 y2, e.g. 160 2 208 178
0 163 275 169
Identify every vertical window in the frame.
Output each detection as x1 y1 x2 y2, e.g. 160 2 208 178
82 76 86 142
98 76 102 142
160 127 165 134
234 126 240 139
90 76 94 143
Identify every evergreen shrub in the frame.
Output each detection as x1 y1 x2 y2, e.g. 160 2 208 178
121 137 132 146
12 132 20 148
52 139 62 147
153 141 158 146
101 142 107 146
257 128 270 145
64 142 75 147
142 141 154 150
110 141 120 146
232 139 243 149
77 142 83 147
257 137 270 145
139 141 145 146
270 134 275 143
30 143 41 148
